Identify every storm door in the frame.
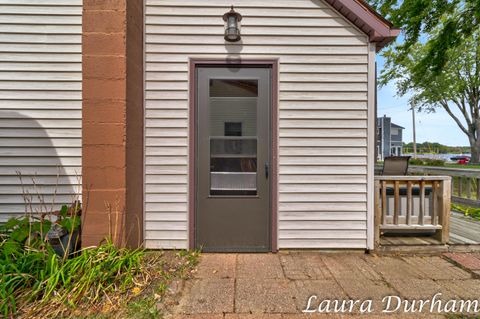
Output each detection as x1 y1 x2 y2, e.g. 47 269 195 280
196 66 271 252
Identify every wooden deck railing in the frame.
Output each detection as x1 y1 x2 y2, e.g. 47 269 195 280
408 166 480 207
374 176 452 247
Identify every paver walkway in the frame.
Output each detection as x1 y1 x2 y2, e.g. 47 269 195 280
171 252 480 318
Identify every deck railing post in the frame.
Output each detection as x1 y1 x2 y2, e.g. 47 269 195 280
374 180 381 249
419 181 425 225
477 178 480 200
458 176 463 198
435 178 451 244
431 181 438 225
406 181 412 225
393 181 400 225
467 177 472 199
381 180 387 225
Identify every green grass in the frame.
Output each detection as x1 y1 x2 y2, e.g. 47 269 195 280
445 163 480 169
83 249 199 319
126 296 160 319
0 237 146 318
120 250 200 319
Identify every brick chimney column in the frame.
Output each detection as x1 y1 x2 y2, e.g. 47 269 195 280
82 0 144 247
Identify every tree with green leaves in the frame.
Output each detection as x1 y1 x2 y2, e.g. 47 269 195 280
368 0 479 75
367 0 480 162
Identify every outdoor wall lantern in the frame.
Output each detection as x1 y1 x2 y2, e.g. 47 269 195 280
223 5 242 42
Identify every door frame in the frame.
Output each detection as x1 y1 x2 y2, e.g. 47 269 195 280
188 58 279 252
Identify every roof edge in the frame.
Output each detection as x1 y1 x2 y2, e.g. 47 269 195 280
391 123 405 129
323 0 400 51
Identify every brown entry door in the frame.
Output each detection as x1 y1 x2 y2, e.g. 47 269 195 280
196 66 271 252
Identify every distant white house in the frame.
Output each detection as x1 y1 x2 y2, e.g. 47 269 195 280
377 116 405 161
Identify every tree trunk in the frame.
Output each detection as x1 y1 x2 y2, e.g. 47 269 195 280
471 121 480 164
469 137 480 164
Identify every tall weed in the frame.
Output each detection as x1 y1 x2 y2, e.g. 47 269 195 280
0 234 145 317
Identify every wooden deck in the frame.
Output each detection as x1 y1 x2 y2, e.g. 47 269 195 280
378 212 480 253
449 211 480 244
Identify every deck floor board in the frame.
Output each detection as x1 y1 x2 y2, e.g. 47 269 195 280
450 212 480 244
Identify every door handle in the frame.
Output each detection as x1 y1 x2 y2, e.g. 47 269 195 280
265 162 269 179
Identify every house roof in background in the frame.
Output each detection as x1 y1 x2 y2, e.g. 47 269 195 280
391 123 405 130
323 0 401 51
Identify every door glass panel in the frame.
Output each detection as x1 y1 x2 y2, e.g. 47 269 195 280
209 79 258 196
210 79 258 97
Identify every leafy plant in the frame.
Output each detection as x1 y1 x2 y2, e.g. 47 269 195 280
0 215 52 249
57 203 81 233
452 203 480 221
0 215 55 316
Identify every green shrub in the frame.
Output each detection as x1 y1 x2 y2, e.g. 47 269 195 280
408 158 445 166
0 215 144 318
422 158 445 166
409 158 424 166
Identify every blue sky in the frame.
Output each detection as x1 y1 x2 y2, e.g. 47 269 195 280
376 55 470 147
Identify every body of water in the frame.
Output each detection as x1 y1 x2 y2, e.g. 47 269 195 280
404 153 471 162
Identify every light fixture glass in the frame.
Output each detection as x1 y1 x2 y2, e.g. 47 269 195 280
223 5 242 42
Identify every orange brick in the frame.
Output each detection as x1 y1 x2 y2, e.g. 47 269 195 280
83 55 126 80
83 0 126 11
83 145 126 168
82 123 126 145
83 10 126 33
82 78 126 101
83 100 126 124
82 166 126 189
83 190 126 212
83 33 125 56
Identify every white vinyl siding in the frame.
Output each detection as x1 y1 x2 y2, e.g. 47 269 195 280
0 0 82 221
145 0 370 249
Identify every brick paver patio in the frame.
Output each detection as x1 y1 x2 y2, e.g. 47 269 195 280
170 252 480 318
